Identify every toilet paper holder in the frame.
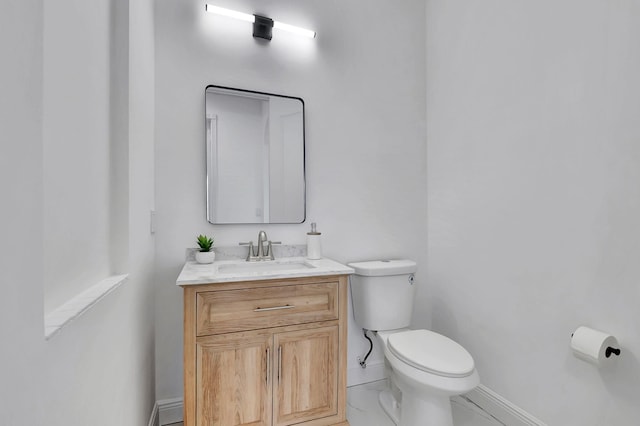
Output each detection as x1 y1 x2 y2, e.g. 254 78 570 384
571 332 621 358
605 346 621 358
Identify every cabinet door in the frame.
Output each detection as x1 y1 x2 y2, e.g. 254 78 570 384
196 331 272 426
273 325 339 426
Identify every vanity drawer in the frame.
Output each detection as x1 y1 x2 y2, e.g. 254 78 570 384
196 281 338 336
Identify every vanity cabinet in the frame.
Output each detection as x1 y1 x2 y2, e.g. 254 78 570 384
182 275 350 426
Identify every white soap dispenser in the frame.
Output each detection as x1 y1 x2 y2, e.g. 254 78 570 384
306 222 322 260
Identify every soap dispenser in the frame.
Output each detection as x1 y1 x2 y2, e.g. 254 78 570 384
306 223 322 260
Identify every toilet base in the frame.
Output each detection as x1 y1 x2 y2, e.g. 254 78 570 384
401 392 453 426
378 389 453 426
378 390 400 425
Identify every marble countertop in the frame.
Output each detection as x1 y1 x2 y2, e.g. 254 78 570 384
176 256 354 286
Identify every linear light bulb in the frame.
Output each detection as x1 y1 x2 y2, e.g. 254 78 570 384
205 4 255 23
273 21 316 39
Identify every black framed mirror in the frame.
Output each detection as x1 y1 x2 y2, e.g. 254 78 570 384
205 85 306 224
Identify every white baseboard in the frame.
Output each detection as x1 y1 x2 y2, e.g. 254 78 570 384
147 402 159 426
465 385 547 426
157 397 183 425
347 360 386 387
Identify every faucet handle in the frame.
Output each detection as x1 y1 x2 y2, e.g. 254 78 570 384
239 241 256 261
266 241 282 260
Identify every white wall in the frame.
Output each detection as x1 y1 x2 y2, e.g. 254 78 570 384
426 1 640 424
0 0 157 424
43 0 116 312
0 1 45 423
154 0 427 400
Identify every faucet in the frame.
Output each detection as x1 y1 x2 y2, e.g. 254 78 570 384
256 230 268 259
239 230 281 261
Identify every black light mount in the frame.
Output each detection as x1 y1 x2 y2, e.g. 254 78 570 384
253 15 274 40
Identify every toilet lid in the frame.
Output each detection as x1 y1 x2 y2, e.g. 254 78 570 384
387 330 475 378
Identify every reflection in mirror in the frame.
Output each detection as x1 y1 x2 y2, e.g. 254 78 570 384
206 86 306 224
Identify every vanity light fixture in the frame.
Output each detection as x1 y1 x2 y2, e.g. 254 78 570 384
205 4 316 40
205 4 254 22
273 21 316 39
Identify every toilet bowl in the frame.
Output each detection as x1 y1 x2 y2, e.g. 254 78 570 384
376 329 479 425
348 259 480 426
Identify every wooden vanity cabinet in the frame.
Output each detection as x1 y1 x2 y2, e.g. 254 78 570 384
182 275 350 426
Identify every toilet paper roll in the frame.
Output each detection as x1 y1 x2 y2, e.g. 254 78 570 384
570 326 620 367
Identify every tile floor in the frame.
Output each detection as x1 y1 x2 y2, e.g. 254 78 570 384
346 379 504 426
166 379 504 426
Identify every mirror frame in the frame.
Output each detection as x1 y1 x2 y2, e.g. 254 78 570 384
205 84 307 224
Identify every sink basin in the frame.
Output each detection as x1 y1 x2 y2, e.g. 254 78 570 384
217 260 315 274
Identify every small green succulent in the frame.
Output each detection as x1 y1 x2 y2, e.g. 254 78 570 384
196 234 214 252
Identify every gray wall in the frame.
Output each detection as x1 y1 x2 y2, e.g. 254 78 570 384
154 0 428 400
426 1 640 424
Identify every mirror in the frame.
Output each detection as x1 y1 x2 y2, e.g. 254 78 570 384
205 85 306 224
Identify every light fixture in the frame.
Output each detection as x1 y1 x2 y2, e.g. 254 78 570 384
273 21 316 39
205 4 316 40
205 4 254 23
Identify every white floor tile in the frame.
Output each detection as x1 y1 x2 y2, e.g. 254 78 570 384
347 379 395 426
452 395 506 426
347 380 505 426
165 381 504 426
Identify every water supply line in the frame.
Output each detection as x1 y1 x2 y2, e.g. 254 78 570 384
359 329 373 368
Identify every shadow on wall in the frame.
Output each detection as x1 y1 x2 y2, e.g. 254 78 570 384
601 349 640 408
430 297 460 340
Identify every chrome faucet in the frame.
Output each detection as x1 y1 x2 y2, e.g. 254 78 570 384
239 230 281 261
256 230 268 258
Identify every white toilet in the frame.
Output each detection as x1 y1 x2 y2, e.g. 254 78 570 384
348 259 479 426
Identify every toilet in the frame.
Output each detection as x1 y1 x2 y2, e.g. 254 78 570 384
348 259 479 426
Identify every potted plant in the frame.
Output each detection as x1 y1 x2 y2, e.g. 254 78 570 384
195 234 215 264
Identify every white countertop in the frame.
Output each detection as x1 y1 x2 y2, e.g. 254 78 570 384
176 256 354 286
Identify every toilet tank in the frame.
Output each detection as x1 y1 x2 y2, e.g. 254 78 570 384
348 259 417 331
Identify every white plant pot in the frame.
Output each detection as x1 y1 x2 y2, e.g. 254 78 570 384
195 251 215 264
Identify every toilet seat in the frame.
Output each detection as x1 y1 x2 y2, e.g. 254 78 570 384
387 329 475 378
